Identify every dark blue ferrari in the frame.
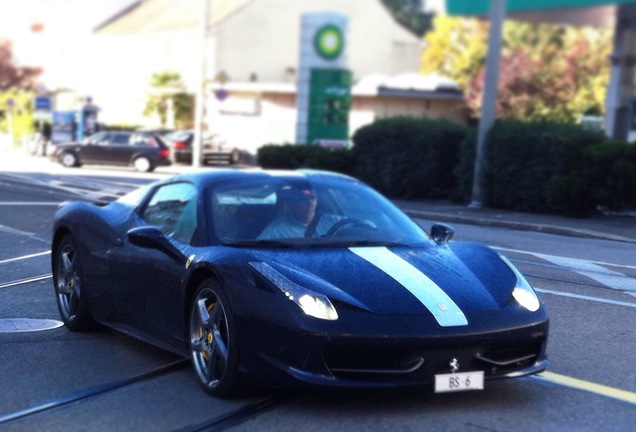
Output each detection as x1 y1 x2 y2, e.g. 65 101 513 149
51 169 549 397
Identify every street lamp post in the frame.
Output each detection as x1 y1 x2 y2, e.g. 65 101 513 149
192 0 211 167
469 0 506 209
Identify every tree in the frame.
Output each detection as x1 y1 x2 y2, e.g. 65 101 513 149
381 0 434 36
0 41 41 139
143 71 193 128
421 16 612 122
0 40 41 91
421 16 488 88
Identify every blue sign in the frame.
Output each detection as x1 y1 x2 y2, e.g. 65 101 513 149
34 96 52 111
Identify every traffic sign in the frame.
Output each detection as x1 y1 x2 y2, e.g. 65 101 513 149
34 96 52 111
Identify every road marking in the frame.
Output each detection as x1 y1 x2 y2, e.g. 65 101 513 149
536 288 636 308
534 253 635 292
496 247 635 291
0 251 50 264
0 274 52 289
497 247 636 271
0 224 36 237
0 225 49 243
0 202 60 205
534 371 636 405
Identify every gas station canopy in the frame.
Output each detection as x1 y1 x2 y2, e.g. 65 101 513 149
446 0 636 27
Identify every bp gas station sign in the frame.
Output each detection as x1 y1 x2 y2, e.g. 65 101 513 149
296 13 351 147
314 25 345 60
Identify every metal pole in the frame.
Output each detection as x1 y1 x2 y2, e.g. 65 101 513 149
469 0 506 208
192 0 210 168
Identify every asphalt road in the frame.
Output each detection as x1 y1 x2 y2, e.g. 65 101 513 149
1 166 635 431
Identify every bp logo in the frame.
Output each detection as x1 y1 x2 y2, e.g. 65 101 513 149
314 24 344 60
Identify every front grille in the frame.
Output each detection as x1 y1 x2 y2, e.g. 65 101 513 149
323 341 545 383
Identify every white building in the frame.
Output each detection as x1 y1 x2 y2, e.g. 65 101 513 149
3 0 466 153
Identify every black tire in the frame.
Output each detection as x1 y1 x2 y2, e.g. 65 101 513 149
52 234 94 331
189 279 242 397
229 149 241 165
60 151 80 168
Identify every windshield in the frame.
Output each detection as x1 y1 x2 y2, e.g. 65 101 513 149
208 175 432 247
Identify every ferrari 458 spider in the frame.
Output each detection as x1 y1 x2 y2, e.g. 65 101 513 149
51 169 549 397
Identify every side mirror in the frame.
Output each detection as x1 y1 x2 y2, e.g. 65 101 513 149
127 226 185 263
430 223 454 244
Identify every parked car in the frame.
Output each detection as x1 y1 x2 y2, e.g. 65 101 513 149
164 130 242 165
51 169 549 397
49 131 172 172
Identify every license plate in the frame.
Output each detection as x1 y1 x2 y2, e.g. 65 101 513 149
434 371 484 393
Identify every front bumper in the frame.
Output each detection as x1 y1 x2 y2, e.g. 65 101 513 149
236 312 549 389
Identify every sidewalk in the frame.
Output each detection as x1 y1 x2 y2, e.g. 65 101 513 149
394 199 636 244
2 151 635 244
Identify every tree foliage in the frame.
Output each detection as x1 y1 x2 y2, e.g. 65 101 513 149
421 16 612 122
0 41 40 138
421 16 488 87
0 41 41 91
143 71 193 129
381 0 434 36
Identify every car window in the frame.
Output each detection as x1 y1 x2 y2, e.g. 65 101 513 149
171 131 192 141
112 133 131 146
86 132 109 145
208 176 431 246
140 182 199 244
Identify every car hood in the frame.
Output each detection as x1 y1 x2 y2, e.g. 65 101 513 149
247 242 518 319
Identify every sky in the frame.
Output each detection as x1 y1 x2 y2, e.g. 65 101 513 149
0 0 137 89
0 0 136 37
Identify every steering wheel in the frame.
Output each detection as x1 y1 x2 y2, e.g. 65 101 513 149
324 218 373 238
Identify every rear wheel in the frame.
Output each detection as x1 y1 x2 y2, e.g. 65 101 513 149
189 279 241 397
133 156 153 172
53 234 93 331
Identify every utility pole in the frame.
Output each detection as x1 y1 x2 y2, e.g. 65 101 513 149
469 0 506 208
192 0 211 167
6 98 14 150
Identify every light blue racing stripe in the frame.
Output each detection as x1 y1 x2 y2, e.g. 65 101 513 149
350 247 468 327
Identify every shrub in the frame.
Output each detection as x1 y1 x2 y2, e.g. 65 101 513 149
352 116 469 199
483 120 605 213
584 141 636 211
257 144 354 175
453 129 477 203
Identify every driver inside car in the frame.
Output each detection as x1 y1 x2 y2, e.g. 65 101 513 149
257 185 343 239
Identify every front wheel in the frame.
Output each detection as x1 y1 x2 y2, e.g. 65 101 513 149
189 279 241 397
53 234 93 331
60 151 80 168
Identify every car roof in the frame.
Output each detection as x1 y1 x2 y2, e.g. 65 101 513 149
156 169 357 189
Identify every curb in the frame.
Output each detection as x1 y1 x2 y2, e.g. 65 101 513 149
403 209 636 245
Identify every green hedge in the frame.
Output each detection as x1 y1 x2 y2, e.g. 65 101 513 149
483 120 605 214
257 144 354 175
351 116 469 199
585 141 636 211
257 118 635 217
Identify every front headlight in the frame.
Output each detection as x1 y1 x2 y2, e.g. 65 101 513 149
512 287 540 312
250 262 339 320
499 254 541 312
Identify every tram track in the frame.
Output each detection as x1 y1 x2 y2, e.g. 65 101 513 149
0 360 188 426
0 355 295 431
